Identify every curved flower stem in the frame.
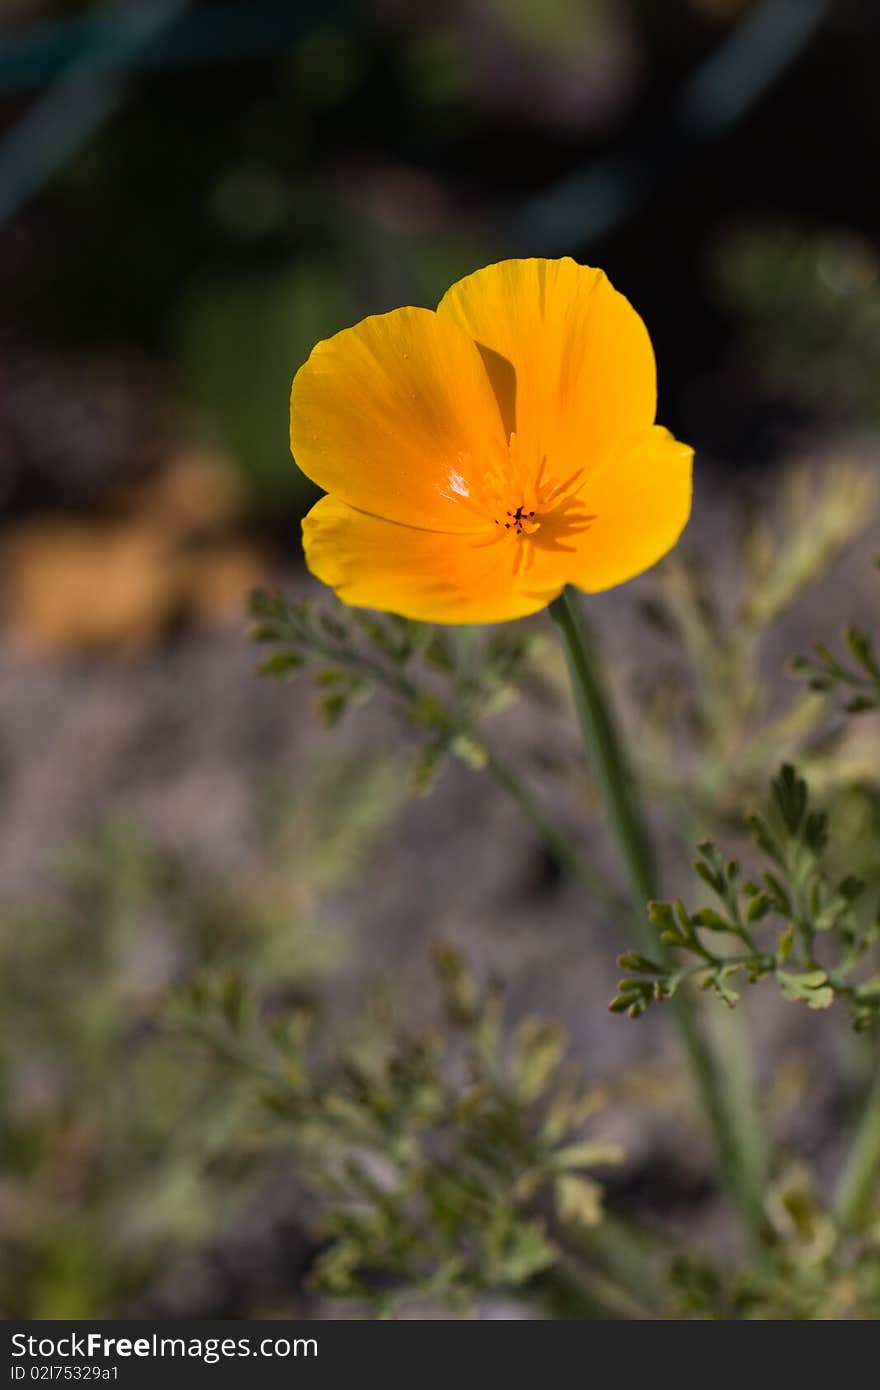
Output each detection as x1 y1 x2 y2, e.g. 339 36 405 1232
482 745 628 928
833 1057 880 1230
706 1005 770 1221
549 589 656 905
455 623 627 922
549 586 767 1243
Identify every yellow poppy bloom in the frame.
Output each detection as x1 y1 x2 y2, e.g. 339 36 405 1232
292 257 693 624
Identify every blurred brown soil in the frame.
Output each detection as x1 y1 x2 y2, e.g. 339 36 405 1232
2 450 264 654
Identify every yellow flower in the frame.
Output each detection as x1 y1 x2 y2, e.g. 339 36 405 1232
291 257 693 624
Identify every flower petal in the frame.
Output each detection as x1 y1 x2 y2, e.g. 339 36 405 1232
437 258 657 475
302 496 564 624
517 426 693 597
291 306 505 533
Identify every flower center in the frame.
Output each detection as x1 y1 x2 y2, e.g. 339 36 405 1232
445 433 595 569
498 504 540 537
477 434 589 542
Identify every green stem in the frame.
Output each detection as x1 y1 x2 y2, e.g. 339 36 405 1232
833 1055 880 1230
549 587 767 1243
483 746 626 926
549 589 655 908
707 1004 770 1210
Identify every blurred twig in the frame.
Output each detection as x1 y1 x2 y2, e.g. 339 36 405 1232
0 0 357 227
0 0 190 224
0 0 348 91
0 0 829 252
509 0 828 253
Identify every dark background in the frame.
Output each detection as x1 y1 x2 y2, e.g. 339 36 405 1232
3 0 879 533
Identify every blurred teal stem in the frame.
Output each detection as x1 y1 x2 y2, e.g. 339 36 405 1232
549 586 767 1243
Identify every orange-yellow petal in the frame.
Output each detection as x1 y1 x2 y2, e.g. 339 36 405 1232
302 495 565 624
290 305 506 533
514 426 693 598
437 258 656 478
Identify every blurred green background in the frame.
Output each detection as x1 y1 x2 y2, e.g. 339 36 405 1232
2 0 880 1320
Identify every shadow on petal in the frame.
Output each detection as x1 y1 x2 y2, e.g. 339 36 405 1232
475 342 517 440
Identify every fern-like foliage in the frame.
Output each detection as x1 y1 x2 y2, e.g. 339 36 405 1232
612 766 880 1030
790 560 880 713
175 946 623 1318
250 589 539 792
